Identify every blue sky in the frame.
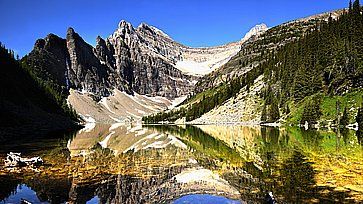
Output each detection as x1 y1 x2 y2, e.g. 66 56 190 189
0 0 348 57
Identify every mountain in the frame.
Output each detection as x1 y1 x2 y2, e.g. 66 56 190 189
194 10 344 93
0 44 79 140
144 8 363 125
23 21 267 122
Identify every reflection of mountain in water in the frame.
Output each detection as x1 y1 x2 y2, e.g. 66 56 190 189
1 124 362 203
67 123 188 156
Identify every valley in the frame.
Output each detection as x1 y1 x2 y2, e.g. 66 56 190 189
1 0 363 203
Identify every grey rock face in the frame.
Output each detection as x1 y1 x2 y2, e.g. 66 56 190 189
29 34 69 87
26 22 198 100
66 28 112 97
109 21 198 98
27 18 265 100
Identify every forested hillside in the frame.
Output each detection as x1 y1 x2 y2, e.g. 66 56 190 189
0 43 79 140
261 0 363 124
143 0 363 125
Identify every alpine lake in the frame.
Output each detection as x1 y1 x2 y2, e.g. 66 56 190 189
0 124 362 203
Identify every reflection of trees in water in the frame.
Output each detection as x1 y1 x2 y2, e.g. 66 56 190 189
27 177 71 203
261 126 281 147
237 127 359 203
340 128 350 145
278 151 316 202
0 174 71 203
300 128 324 149
147 125 243 167
357 129 363 145
2 125 361 203
0 175 18 201
246 148 356 203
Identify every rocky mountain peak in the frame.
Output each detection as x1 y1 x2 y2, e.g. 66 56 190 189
137 22 156 35
34 39 46 49
137 22 171 40
26 19 259 102
67 27 76 36
96 35 105 44
241 23 268 43
118 20 135 33
138 22 149 29
66 27 83 43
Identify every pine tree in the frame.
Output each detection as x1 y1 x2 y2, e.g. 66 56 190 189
356 101 363 145
357 106 363 129
300 95 322 126
261 103 267 123
340 107 349 127
268 96 280 122
293 64 310 101
353 0 361 15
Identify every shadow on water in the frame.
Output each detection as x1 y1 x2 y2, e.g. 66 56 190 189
0 129 77 157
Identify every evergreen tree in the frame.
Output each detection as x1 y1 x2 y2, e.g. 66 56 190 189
268 96 280 122
357 106 363 129
300 95 322 126
353 0 361 15
340 107 349 127
261 103 267 123
356 101 363 145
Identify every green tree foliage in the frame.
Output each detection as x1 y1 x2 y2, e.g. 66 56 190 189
353 0 361 15
268 96 280 122
340 107 350 127
357 100 363 128
356 98 363 144
0 42 78 124
261 103 267 123
266 0 363 102
285 104 290 115
20 58 78 121
300 95 322 125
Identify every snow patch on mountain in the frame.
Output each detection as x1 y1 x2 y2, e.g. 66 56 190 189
110 20 268 77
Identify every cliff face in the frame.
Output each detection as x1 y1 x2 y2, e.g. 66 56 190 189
26 28 192 100
25 20 267 101
23 20 270 122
